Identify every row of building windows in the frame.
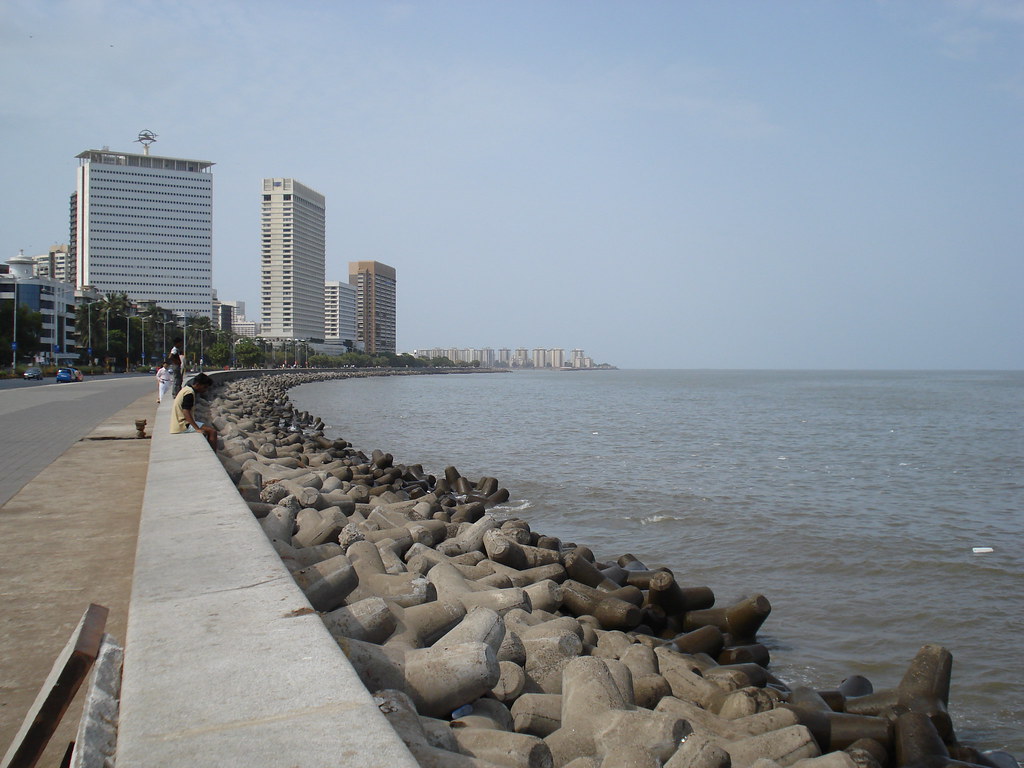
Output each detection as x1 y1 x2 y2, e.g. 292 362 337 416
91 211 210 222
91 170 210 186
83 284 211 296
89 255 209 264
88 269 210 279
92 221 210 231
89 194 210 206
88 203 210 214
90 180 211 194
93 167 210 179
90 166 211 179
90 191 211 202
91 212 209 224
93 167 209 180
90 268 211 277
90 235 211 243
90 247 209 256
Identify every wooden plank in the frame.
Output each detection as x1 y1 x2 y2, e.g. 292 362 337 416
1 604 109 768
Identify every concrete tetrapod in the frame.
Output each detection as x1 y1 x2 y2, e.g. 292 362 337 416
376 689 503 767
340 635 501 718
450 727 554 768
321 596 397 644
543 656 632 766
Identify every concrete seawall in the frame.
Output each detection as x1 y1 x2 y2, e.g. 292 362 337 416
116 369 418 767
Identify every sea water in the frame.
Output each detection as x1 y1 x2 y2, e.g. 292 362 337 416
291 369 1024 755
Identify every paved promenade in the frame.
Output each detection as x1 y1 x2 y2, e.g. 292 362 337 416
0 375 155 767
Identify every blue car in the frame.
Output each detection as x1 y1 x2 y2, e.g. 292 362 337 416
56 367 83 383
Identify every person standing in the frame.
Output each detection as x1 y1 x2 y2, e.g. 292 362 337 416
169 337 184 395
155 361 175 403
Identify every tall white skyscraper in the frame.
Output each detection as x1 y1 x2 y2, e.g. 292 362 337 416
260 178 326 341
74 145 213 316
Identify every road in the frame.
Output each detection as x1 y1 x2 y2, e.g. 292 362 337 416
0 374 156 507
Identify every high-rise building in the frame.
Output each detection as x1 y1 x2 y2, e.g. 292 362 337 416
233 319 260 338
234 321 260 339
348 261 396 355
74 145 213 316
324 280 358 347
211 293 245 332
31 245 73 283
260 178 325 341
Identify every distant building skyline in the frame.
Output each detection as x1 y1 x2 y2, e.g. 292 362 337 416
73 146 213 317
411 347 596 368
260 178 326 341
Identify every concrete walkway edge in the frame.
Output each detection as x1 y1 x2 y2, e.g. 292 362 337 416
115 382 418 766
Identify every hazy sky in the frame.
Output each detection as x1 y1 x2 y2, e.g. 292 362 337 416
1 0 1021 369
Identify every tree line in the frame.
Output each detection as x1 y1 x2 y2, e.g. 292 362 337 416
5 291 486 372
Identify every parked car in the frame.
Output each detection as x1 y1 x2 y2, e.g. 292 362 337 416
23 367 43 380
56 367 84 383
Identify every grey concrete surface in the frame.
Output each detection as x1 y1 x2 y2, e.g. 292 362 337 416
0 387 156 768
0 375 157 507
116 386 418 767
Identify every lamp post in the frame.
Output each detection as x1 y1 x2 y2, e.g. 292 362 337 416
10 277 17 372
156 320 171 359
125 315 130 372
84 300 102 366
105 308 111 371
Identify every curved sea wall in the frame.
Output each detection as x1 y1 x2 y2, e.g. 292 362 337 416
119 369 1018 768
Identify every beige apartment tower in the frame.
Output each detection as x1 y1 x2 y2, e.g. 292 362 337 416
348 261 396 355
260 178 326 341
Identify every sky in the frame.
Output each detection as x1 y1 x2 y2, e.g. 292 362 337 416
1 0 1021 370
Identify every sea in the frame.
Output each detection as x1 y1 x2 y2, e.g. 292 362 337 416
290 369 1024 756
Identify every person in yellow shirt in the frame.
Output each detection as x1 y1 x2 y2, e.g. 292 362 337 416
170 373 218 448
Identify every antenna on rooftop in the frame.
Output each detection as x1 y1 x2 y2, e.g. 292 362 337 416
136 129 158 155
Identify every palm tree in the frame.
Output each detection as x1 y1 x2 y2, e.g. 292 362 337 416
138 303 175 364
185 314 214 369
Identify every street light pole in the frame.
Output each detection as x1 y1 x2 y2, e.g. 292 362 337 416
82 299 102 367
10 278 17 372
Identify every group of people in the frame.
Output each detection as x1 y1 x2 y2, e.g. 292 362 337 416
155 337 184 403
155 338 218 448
